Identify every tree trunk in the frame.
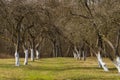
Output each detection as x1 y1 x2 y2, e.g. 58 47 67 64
15 23 21 66
15 48 20 66
53 41 56 57
114 30 120 72
24 49 28 65
66 46 71 57
31 48 34 61
73 51 77 59
35 43 40 59
82 51 86 61
67 44 74 57
57 39 62 57
56 45 58 57
77 51 81 60
97 51 109 71
74 46 80 60
97 32 109 71
30 38 35 61
36 50 40 59
113 57 120 73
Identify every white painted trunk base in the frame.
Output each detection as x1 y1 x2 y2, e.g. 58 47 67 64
98 60 102 68
24 50 28 65
36 50 40 59
74 51 86 60
73 52 77 59
77 53 81 60
15 51 20 66
114 57 120 73
31 49 34 61
97 52 109 71
73 51 81 60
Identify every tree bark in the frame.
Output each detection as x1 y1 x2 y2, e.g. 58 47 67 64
35 42 41 59
31 48 34 61
74 46 80 60
114 57 120 73
15 21 21 66
24 49 28 65
73 51 77 59
82 51 86 61
15 47 20 66
97 51 109 71
114 30 120 73
97 32 109 71
30 38 35 61
53 41 56 57
36 49 40 59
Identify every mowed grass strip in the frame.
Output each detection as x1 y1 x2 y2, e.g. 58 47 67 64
0 57 120 80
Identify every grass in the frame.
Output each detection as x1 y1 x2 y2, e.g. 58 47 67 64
0 57 120 80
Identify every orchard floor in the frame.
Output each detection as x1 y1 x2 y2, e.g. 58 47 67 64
0 57 120 80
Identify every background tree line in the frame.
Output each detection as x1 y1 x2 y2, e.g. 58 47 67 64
0 0 120 67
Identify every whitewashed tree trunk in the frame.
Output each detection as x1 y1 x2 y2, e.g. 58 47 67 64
98 60 102 68
74 46 80 60
116 57 120 64
36 50 40 59
31 49 34 61
24 49 28 65
97 51 109 71
77 52 81 60
15 50 20 66
113 57 120 73
73 52 77 59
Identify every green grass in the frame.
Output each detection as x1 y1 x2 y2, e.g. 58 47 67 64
0 57 120 80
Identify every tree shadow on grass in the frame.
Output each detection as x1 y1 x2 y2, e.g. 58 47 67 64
0 64 15 69
25 66 100 72
0 64 26 69
69 77 116 80
2 77 22 80
33 61 72 65
109 68 116 70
